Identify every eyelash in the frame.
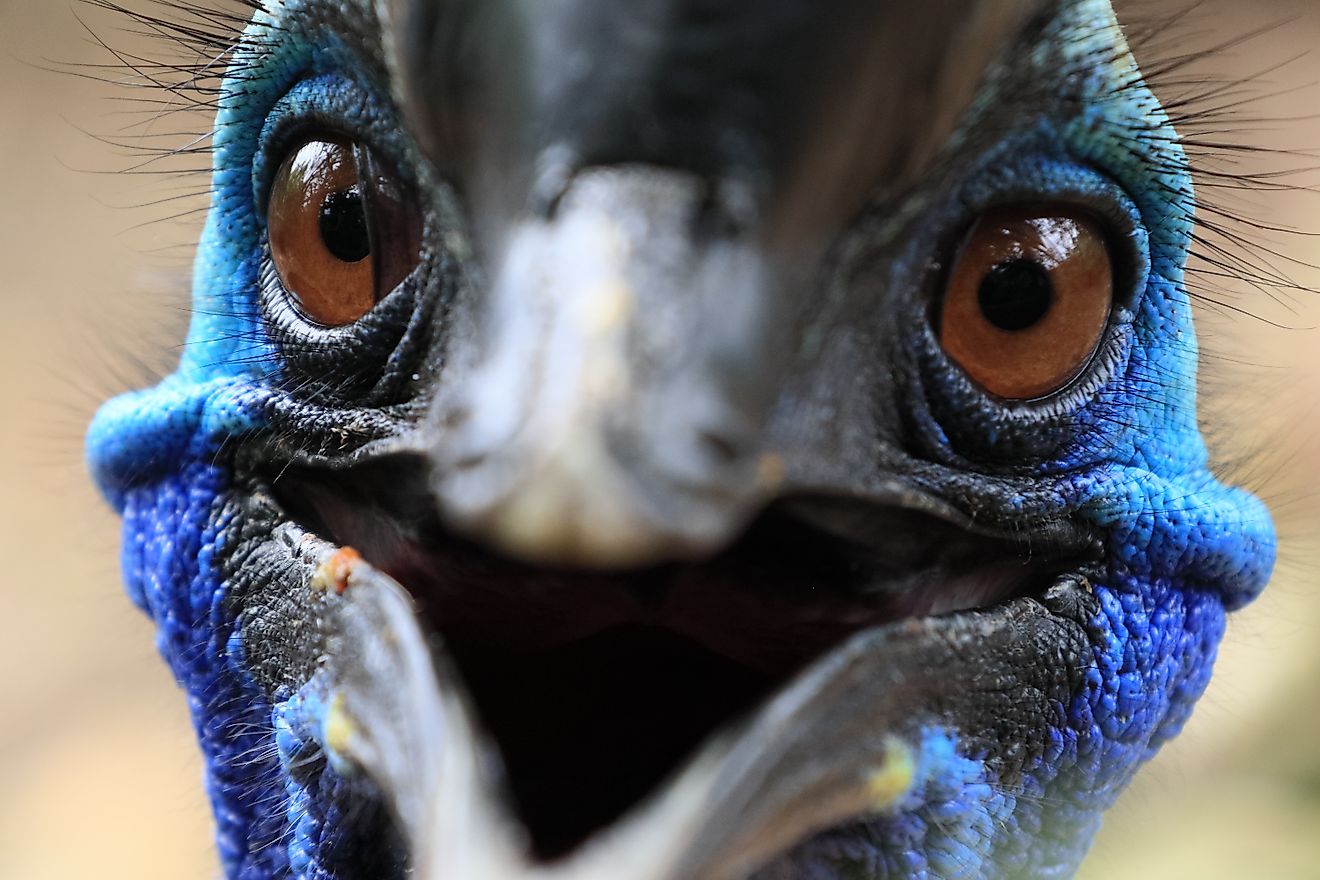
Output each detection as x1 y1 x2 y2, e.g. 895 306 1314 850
73 1 1311 333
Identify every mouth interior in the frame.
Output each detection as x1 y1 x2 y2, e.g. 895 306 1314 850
453 623 775 860
277 470 1044 861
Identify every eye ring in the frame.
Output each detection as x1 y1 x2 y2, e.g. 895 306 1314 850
937 204 1114 401
267 134 422 327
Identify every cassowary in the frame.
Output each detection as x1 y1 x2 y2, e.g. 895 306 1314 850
86 0 1277 877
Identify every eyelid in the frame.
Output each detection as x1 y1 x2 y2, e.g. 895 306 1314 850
902 153 1151 446
952 152 1150 317
252 74 406 224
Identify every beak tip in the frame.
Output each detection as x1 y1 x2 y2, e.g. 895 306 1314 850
446 481 697 570
436 451 755 570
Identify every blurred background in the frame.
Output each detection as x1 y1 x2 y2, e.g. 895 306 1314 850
1 1 1319 877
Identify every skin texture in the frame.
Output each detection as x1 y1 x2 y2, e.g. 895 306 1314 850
86 1 1276 878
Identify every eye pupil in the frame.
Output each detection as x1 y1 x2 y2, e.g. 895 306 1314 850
977 259 1053 332
319 186 371 263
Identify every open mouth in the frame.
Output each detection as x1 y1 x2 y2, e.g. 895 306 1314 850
260 455 1093 867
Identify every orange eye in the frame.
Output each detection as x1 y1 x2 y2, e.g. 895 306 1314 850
268 137 422 327
938 206 1113 400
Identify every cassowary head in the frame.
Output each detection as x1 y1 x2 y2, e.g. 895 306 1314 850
88 0 1276 877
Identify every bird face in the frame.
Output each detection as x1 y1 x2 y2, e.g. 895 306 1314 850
88 0 1276 877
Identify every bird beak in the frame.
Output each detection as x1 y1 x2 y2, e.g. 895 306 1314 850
379 0 1054 569
286 526 1092 880
428 167 793 568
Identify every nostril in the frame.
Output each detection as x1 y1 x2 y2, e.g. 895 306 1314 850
434 404 492 470
440 404 470 431
696 430 745 467
692 178 756 240
449 449 487 471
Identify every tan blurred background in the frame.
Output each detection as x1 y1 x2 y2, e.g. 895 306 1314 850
1 1 1319 878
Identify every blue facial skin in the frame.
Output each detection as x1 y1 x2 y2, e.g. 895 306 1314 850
86 1 1276 878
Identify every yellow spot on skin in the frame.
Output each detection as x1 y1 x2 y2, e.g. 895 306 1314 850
866 737 916 812
324 694 356 759
583 279 633 336
310 547 362 594
757 453 786 490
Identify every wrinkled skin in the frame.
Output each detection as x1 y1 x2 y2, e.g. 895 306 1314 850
88 0 1275 878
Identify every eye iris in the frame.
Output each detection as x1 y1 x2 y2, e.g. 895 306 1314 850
267 135 423 328
319 187 371 263
977 259 1053 332
937 205 1114 401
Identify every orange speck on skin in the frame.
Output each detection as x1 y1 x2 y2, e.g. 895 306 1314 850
311 547 362 594
757 453 786 490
